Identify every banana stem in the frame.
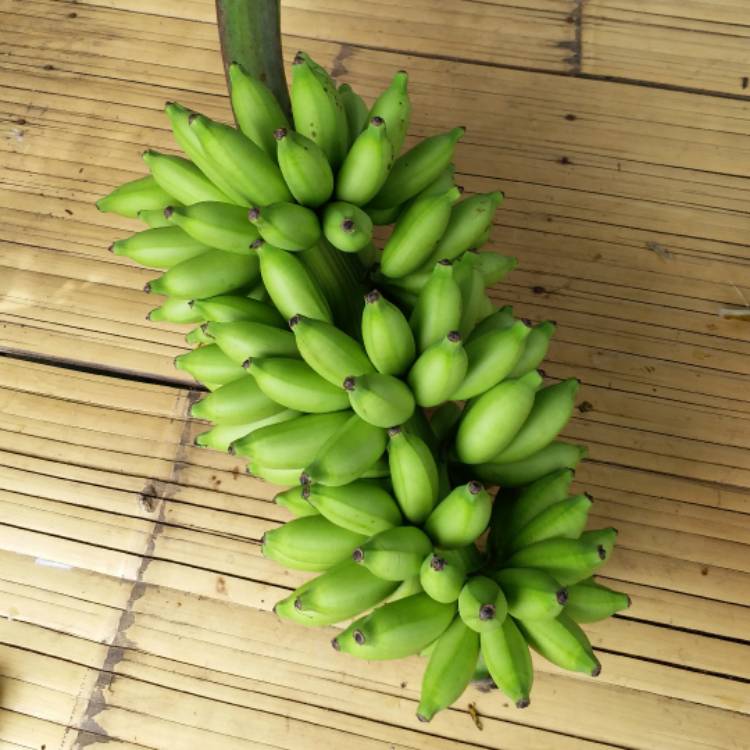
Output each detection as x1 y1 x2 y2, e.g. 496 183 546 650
215 0 291 119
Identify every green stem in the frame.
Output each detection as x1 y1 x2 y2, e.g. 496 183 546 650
215 0 291 119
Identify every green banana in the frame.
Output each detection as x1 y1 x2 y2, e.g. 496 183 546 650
458 576 507 633
468 252 518 286
361 290 416 375
579 528 618 560
274 127 334 207
247 357 350 413
305 480 402 535
335 116 393 205
138 207 173 228
420 551 467 604
417 616 478 722
564 579 631 623
254 241 332 323
424 481 492 549
410 260 463 352
491 379 580 464
475 293 495 323
248 462 304 485
232 411 351 469
290 52 348 168
248 202 321 251
185 325 212 346
322 201 373 253
455 370 542 464
517 613 601 676
452 253 486 339
193 295 284 327
262 515 366 572
380 187 461 278
303 413 387 487
387 426 438 524
174 344 247 386
369 127 464 209
332 592 456 660
111 227 210 269
467 304 514 342
290 314 373 386
144 250 260 299
429 402 463 445
189 115 292 206
505 537 608 586
195 411 298 452
494 568 567 620
474 442 587 487
164 202 258 254
338 83 369 143
142 149 231 204
508 321 556 378
147 297 202 324
274 485 319 517
386 576 423 603
480 617 533 708
368 70 411 156
353 526 433 580
395 163 457 223
507 494 593 553
190 375 286 425
228 62 290 158
343 373 415 428
408 331 468 407
97 175 175 218
203 321 298 364
452 321 531 401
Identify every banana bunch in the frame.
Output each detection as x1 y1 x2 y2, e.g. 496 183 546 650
97 52 628 722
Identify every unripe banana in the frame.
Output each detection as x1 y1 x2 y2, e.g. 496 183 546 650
204 321 298 364
480 617 533 708
369 127 465 209
491 379 579 464
188 115 292 205
361 290 416 375
322 201 373 253
248 462 304 485
290 314 373 386
97 175 175 218
248 202 321 251
387 426 438 524
228 62 290 158
142 149 231 204
338 83 369 143
144 250 260 299
335 116 393 206
332 592 456 660
429 402 462 445
508 321 556 378
274 127 334 207
254 241 332 323
193 295 284 327
163 202 258 254
455 371 542 464
508 494 592 553
517 613 601 676
353 526 433 580
420 551 467 604
343 373 415 428
417 616 478 722
195 410 299 452
386 575 423 603
494 568 567 620
380 187 462 278
232 411 351 469
408 331 468 407
579 527 618 560
147 297 203 324
262 515 366 572
303 413 387 487
247 357 350 413
290 52 348 168
368 70 411 156
468 304 514 342
424 481 492 549
475 293 495 323
111 227 210 269
452 253 486 338
458 576 508 633
138 207 173 228
474 442 587 487
274 485 319 517
364 203 401 226
410 260 463 352
174 344 247 386
452 321 531 401
468 252 518 286
506 537 608 586
306 480 402 536
191 375 286 425
181 321 210 343
399 164 456 219
564 579 631 623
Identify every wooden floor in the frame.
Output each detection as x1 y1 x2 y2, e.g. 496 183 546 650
1 1 749 748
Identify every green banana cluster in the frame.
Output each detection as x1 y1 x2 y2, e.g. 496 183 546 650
97 52 626 723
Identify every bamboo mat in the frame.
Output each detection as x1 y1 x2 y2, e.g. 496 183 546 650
1 1 749 748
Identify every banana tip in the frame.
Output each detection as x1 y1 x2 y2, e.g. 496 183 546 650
479 603 496 620
163 205 174 219
591 663 602 678
352 548 364 562
242 358 252 369
364 289 381 304
288 314 302 328
516 697 531 709
274 128 287 141
342 376 356 391
467 480 483 495
341 218 356 233
107 243 114 253
387 425 402 438
416 713 430 723
596 545 607 560
430 556 445 572
556 588 568 605
299 471 310 485
447 330 462 343
331 637 340 650
248 207 261 221
371 115 384 127
353 629 366 645
143 282 152 293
